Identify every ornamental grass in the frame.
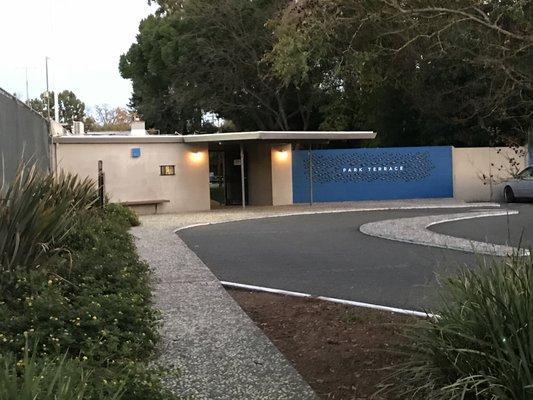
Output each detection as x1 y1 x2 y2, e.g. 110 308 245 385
387 253 533 399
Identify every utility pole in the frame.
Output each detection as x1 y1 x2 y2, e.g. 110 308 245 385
25 67 29 103
45 57 51 120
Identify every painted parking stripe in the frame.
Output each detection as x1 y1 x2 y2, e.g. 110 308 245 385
221 281 437 319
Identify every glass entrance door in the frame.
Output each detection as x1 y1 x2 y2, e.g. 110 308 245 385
208 147 247 207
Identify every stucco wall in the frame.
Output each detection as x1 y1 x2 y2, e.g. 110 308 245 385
453 147 527 202
55 141 210 213
245 143 294 206
271 143 293 206
247 143 273 206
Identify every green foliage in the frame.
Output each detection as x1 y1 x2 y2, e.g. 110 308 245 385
268 0 532 146
29 90 86 127
0 348 123 400
120 0 324 133
125 0 531 144
0 166 178 400
388 254 533 399
0 165 97 271
105 203 141 227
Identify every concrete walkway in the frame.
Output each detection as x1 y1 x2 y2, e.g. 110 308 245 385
132 199 498 399
133 226 317 400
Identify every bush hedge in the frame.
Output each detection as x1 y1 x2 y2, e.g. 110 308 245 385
0 167 178 399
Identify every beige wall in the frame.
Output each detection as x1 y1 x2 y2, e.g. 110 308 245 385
453 147 527 202
271 143 293 206
245 143 294 206
55 141 210 213
246 143 273 206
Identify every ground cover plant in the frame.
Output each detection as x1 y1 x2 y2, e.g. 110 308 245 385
0 166 177 399
387 253 533 399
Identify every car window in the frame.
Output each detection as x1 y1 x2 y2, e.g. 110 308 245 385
518 167 533 179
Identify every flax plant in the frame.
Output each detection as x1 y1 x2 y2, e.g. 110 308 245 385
386 253 533 399
0 164 97 271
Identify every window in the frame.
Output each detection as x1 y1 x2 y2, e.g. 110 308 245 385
518 167 533 179
160 165 175 176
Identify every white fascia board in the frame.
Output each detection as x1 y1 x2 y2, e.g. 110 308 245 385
182 131 377 143
53 135 185 144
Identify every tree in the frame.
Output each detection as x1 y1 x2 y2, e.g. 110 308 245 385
29 90 86 128
91 105 134 131
267 0 532 146
381 0 532 144
120 0 325 134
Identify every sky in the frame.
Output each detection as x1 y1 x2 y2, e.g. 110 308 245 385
0 0 158 113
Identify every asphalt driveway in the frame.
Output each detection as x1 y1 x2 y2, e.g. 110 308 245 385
178 204 533 311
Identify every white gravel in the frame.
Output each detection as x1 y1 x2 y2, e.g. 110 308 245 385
359 209 529 256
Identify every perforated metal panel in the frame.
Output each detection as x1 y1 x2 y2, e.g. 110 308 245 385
292 146 453 203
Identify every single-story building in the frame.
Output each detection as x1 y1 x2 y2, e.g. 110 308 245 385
52 123 528 214
53 126 376 213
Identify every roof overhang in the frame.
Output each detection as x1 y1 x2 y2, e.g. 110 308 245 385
53 131 376 144
182 131 376 143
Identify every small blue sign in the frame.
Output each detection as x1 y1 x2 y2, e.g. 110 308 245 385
292 146 453 203
131 148 141 158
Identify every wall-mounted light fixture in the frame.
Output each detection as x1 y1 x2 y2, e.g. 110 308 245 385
276 148 289 161
190 150 204 163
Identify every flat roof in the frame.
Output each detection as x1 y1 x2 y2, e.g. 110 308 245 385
53 135 184 144
53 131 376 144
182 131 376 143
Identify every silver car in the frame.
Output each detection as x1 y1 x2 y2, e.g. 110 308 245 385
504 166 533 202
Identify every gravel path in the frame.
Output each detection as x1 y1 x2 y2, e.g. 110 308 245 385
131 199 498 399
359 209 527 256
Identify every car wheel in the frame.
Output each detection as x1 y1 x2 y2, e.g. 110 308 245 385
504 186 515 203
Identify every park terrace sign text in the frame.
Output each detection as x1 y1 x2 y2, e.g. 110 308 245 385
342 165 405 174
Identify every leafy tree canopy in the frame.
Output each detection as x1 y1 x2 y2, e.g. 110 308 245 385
122 0 532 145
29 90 86 128
120 0 325 134
268 0 533 146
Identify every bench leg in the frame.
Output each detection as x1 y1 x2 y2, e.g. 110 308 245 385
155 203 158 214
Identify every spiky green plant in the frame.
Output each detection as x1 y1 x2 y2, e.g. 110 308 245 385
49 170 99 210
0 164 98 271
0 347 123 400
387 253 533 399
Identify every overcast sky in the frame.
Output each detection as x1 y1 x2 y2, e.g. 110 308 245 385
0 0 157 112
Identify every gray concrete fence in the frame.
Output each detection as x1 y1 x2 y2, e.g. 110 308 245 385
0 88 50 183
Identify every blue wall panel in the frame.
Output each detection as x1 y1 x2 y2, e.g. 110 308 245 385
292 146 453 203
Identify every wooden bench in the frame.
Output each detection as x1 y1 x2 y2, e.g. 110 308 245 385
120 199 170 214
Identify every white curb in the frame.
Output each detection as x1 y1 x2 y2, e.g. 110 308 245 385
222 281 437 319
359 210 529 257
175 202 501 233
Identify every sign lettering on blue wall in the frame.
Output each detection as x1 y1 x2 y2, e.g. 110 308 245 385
292 146 453 203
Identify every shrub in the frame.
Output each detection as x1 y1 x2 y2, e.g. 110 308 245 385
0 346 123 400
388 254 533 400
0 206 173 399
0 165 98 271
105 203 141 227
0 167 177 400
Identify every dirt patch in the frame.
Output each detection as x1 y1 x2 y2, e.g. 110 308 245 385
228 289 414 400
